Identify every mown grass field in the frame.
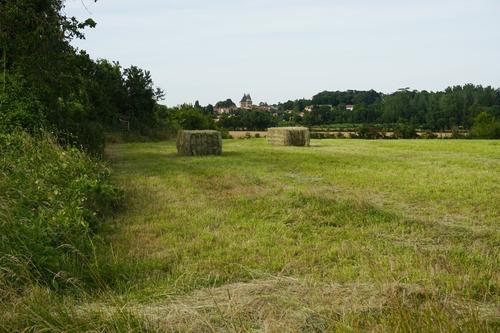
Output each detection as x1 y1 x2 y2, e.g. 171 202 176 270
89 138 499 331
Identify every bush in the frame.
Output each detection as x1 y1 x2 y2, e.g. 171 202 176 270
310 132 335 139
420 130 437 139
175 105 214 130
356 124 384 139
0 73 47 133
393 124 418 139
58 121 106 156
449 126 468 139
219 129 232 139
0 131 121 289
471 112 500 139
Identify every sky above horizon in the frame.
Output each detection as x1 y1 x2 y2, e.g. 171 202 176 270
66 0 500 106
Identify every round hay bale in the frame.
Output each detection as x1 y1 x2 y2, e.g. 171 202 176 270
267 127 310 146
176 130 222 156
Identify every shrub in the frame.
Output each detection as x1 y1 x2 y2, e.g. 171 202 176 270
471 112 500 139
450 126 468 139
356 124 383 139
310 132 335 139
0 131 121 289
0 73 47 133
59 121 106 156
393 124 418 139
220 129 232 139
420 130 438 139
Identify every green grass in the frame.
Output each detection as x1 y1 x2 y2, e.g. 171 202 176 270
3 138 499 332
95 139 499 331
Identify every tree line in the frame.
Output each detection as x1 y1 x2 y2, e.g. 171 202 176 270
216 87 500 138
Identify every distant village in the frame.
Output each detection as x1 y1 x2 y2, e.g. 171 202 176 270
213 93 355 118
213 94 276 114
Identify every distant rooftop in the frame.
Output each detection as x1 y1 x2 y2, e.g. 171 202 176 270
240 94 252 103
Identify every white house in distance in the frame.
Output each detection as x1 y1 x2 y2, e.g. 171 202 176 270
214 94 276 115
346 104 354 111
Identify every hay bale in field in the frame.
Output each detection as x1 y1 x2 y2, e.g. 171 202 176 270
267 127 310 146
176 130 222 156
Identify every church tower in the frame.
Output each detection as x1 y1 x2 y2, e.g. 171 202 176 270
240 94 253 109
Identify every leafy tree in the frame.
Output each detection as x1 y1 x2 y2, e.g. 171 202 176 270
173 104 214 130
393 124 418 139
0 0 96 127
123 66 156 128
304 105 333 125
471 112 500 139
242 110 276 130
0 0 169 151
215 99 236 108
203 104 214 116
356 124 383 139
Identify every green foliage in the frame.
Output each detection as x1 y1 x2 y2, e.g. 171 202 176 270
310 132 335 139
219 108 277 130
0 0 169 152
393 124 418 139
471 112 500 139
171 104 215 130
0 131 121 289
215 98 236 108
420 130 438 139
273 85 500 131
123 66 158 129
355 124 384 139
304 105 333 125
311 89 382 106
0 73 47 132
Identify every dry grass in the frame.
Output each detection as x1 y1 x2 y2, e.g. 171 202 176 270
83 276 498 332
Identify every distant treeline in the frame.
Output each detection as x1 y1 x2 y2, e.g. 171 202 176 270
216 87 500 138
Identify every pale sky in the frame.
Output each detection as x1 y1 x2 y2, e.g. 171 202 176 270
66 0 500 106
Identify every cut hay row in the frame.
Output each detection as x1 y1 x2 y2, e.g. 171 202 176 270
176 130 222 156
267 127 310 146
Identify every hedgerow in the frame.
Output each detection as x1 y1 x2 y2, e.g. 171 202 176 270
0 131 121 290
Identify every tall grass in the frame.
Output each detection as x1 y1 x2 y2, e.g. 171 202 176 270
0 131 144 331
0 131 121 291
